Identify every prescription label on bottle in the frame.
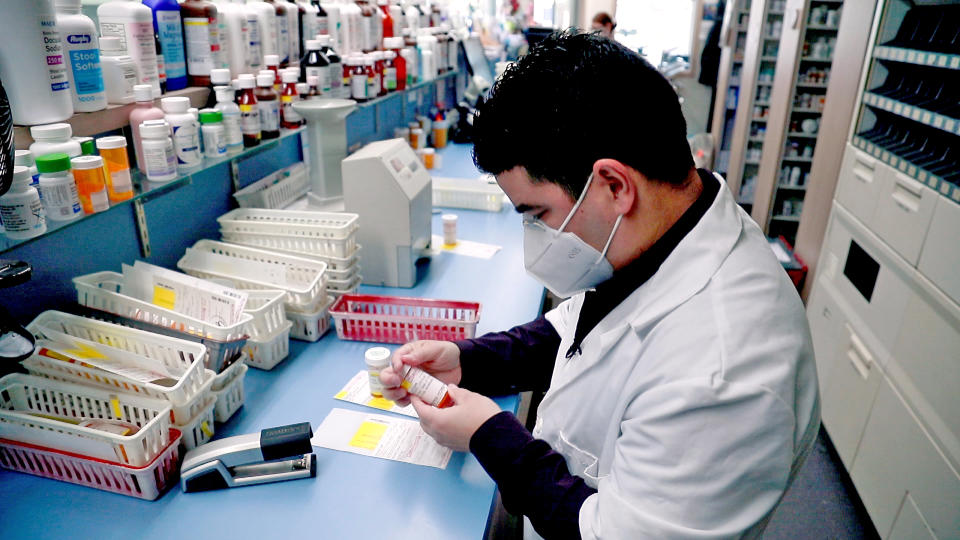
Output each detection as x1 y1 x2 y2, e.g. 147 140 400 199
172 123 201 165
281 95 302 123
157 11 186 79
259 101 280 131
67 44 104 96
349 419 389 450
184 17 215 75
40 15 69 92
89 188 109 212
40 182 82 218
240 104 260 134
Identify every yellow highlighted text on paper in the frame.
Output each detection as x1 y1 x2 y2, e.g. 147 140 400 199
349 420 388 450
334 390 347 400
367 396 395 411
65 342 108 360
153 285 176 310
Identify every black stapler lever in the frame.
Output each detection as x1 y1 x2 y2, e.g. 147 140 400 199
181 422 316 492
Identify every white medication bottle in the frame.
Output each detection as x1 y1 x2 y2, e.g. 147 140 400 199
35 153 83 222
55 0 107 113
400 365 453 408
213 85 244 154
139 120 178 182
442 213 456 245
199 109 227 158
14 151 42 191
0 166 47 241
98 0 162 97
365 347 392 398
29 124 82 161
161 96 203 171
0 0 73 125
99 37 140 104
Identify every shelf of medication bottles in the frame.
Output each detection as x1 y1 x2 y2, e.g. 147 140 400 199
796 82 829 89
872 46 960 71
0 126 305 254
782 156 813 163
12 87 208 150
852 135 960 205
787 132 818 138
356 70 460 110
862 92 960 137
800 56 833 63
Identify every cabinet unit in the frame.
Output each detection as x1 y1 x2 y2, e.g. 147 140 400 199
807 2 960 537
710 0 753 177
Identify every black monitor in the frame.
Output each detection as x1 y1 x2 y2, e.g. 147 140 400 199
461 35 494 88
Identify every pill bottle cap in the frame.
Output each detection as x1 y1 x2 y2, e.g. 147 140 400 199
11 166 32 188
264 54 280 66
161 96 190 113
35 153 72 173
73 136 95 155
70 155 105 170
134 84 154 103
140 121 171 139
282 71 298 83
14 150 34 167
199 109 223 124
238 77 256 89
306 40 321 51
257 73 274 87
30 123 73 141
210 68 232 85
364 347 392 367
96 136 128 150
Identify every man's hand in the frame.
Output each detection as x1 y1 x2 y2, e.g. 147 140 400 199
380 340 462 407
411 385 502 452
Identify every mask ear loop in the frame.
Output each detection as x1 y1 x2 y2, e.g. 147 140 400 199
557 172 595 233
595 214 624 264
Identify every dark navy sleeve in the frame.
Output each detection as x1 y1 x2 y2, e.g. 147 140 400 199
455 317 561 395
470 412 597 540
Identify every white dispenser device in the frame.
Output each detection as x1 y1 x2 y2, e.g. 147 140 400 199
292 98 356 205
342 138 432 288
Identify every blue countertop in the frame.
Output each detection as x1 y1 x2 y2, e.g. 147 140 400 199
0 143 544 540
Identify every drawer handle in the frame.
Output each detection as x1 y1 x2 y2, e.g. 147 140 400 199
845 325 873 380
892 181 922 213
855 153 876 170
853 169 873 184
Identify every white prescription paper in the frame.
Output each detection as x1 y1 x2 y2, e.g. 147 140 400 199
34 335 181 386
431 235 502 259
182 248 290 287
334 370 418 418
122 262 248 326
311 408 452 469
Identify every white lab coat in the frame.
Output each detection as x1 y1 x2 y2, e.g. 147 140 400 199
526 177 820 539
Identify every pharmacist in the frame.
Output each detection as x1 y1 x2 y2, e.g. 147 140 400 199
381 31 819 540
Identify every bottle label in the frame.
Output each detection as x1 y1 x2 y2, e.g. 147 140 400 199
246 14 262 69
66 44 104 96
156 47 167 84
89 188 110 212
384 67 396 91
203 129 227 157
172 122 201 165
120 63 139 95
317 16 329 35
329 60 342 92
259 100 280 131
218 108 244 146
281 95 302 123
209 15 223 69
367 73 378 98
277 15 289 63
306 66 331 95
144 142 177 178
40 15 69 92
0 198 45 233
110 169 133 193
157 11 187 79
184 17 214 76
240 103 260 135
108 21 160 88
342 75 351 99
39 181 82 218
351 73 366 100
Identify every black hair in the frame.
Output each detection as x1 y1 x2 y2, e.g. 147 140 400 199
592 12 616 28
472 30 694 199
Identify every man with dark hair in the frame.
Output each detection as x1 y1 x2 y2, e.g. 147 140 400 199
591 12 616 39
381 31 819 540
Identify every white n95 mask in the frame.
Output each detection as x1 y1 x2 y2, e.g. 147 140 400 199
523 172 623 298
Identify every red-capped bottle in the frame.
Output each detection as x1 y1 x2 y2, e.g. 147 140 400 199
385 37 406 90
280 70 302 128
237 76 260 147
378 0 394 39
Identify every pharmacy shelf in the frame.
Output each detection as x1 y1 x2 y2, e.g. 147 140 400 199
800 56 834 63
792 108 825 113
13 87 208 150
0 127 305 254
356 70 459 110
873 46 960 71
853 135 960 205
863 92 960 137
796 82 829 89
777 184 808 191
771 214 801 222
787 132 819 138
807 24 839 31
783 156 814 163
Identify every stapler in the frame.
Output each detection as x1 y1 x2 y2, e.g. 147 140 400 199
181 422 316 492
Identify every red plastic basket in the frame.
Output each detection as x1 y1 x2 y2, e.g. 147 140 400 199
329 294 482 344
0 429 182 500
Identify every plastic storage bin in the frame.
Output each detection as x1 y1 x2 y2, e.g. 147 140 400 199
242 289 287 339
211 362 247 422
0 428 183 500
217 208 359 259
432 177 506 212
244 320 293 370
25 311 210 424
73 271 250 373
0 374 171 467
177 397 216 450
329 294 481 344
177 240 328 311
232 162 309 209
287 297 334 342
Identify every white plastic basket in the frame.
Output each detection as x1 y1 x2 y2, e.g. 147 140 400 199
327 273 362 296
219 239 361 279
0 428 182 501
176 397 216 450
177 239 328 311
211 363 247 423
243 289 287 339
244 320 293 370
220 229 358 259
217 208 359 240
287 297 334 342
233 163 309 209
25 311 209 416
0 374 171 467
73 271 250 373
432 177 506 212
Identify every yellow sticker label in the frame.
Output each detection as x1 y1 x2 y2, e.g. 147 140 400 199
110 397 122 418
349 420 388 450
152 285 176 310
334 390 347 400
64 342 109 360
400 380 412 391
239 104 254 112
367 396 395 410
201 421 214 438
281 95 294 102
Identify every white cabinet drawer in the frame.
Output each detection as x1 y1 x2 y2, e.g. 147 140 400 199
850 377 960 538
871 169 938 266
806 279 843 391
888 494 936 540
918 196 960 305
836 144 890 227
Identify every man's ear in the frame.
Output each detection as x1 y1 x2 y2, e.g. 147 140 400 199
592 159 636 215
